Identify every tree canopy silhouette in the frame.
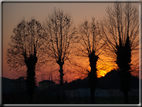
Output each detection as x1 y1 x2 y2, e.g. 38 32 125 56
42 8 77 103
73 18 105 103
7 19 45 103
101 3 139 103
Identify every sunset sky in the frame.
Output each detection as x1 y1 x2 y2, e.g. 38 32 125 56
2 2 140 85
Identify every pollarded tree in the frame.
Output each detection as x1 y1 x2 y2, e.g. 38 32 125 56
7 19 45 103
43 8 77 103
101 3 139 103
74 18 105 103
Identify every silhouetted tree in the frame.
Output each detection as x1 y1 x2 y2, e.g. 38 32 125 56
7 19 45 103
43 8 77 103
74 19 105 103
101 3 139 103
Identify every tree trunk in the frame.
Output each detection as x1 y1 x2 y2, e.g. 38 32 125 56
89 74 96 104
88 69 97 104
59 63 64 103
124 91 129 104
90 89 95 104
28 95 33 104
27 68 35 104
25 54 37 104
88 51 98 104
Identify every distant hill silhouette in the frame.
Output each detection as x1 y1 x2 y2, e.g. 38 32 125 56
97 70 120 89
63 70 139 90
64 78 89 90
98 69 139 89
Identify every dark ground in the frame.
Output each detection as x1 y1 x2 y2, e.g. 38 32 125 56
2 95 139 104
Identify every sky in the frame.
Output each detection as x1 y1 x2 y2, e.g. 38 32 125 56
2 2 140 85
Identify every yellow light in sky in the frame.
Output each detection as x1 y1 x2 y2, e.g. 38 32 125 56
97 70 107 78
97 61 118 78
